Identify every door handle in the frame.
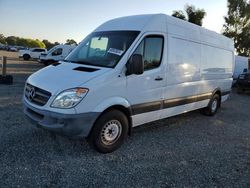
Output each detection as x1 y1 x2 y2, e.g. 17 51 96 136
155 76 163 81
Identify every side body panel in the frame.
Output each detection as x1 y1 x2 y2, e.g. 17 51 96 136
131 17 234 127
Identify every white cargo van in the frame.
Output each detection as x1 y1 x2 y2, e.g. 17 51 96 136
23 14 234 153
38 44 76 65
233 55 249 85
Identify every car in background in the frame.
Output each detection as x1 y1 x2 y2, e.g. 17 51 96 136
38 44 76 65
236 70 250 93
0 43 6 50
233 55 249 86
9 47 18 52
15 46 29 51
19 48 47 60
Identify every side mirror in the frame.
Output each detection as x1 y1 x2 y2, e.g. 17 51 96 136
126 54 144 76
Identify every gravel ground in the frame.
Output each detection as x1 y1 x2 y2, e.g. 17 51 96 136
0 52 250 187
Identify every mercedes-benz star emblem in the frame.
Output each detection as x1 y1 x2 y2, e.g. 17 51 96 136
28 87 36 101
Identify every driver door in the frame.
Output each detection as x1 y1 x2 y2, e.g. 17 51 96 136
126 33 166 126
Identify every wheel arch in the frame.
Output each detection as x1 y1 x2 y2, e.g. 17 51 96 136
23 53 31 60
212 88 222 107
23 53 30 57
90 97 133 136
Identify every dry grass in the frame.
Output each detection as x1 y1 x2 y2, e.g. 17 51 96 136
0 51 43 75
0 51 19 59
0 50 43 83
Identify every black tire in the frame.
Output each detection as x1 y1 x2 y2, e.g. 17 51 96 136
201 94 220 116
88 110 129 153
23 54 30 61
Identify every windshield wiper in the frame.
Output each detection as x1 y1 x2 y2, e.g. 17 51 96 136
74 60 93 66
62 59 86 64
63 59 111 68
63 59 90 64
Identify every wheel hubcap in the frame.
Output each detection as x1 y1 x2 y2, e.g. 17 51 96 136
211 99 218 112
101 120 122 145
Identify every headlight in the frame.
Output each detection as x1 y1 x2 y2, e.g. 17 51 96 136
51 88 88 108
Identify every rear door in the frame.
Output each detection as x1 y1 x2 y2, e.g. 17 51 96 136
30 49 38 58
31 49 45 59
126 33 165 126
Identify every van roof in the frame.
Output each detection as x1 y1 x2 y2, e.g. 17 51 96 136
95 14 166 32
95 14 234 51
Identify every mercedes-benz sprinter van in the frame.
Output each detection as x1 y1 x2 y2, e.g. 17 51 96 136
23 14 234 153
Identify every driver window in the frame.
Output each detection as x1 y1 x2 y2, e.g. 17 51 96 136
52 48 63 56
133 36 164 71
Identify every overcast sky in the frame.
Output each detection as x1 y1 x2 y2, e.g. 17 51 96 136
0 0 228 43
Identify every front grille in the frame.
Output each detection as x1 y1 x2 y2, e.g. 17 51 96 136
25 83 51 106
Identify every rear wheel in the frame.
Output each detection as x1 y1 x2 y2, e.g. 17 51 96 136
88 110 128 153
23 54 30 61
201 94 220 116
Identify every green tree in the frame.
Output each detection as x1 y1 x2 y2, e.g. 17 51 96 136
172 11 186 20
0 34 7 45
172 4 206 26
42 39 59 50
25 39 45 48
3 34 54 49
54 42 60 46
16 38 29 47
35 39 46 48
6 36 18 46
66 39 77 45
15 38 45 48
223 0 250 56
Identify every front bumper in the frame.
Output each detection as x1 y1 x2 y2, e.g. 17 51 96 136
38 58 46 63
23 99 100 138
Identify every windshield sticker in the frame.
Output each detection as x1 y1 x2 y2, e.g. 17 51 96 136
108 48 124 56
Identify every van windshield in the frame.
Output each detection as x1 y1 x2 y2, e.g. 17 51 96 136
65 31 140 68
46 46 57 55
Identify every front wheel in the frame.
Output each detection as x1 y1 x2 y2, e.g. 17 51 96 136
23 54 30 61
201 94 220 116
88 110 129 153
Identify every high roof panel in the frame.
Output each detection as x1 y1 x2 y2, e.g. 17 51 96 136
94 14 234 51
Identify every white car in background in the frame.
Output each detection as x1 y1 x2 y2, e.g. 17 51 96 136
19 48 47 60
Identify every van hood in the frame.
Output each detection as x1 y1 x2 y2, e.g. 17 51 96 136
27 62 111 95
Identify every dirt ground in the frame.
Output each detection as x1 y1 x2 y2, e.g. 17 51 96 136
0 51 250 187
